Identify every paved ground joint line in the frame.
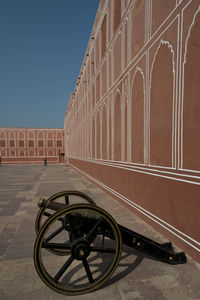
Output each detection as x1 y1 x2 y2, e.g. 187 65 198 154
0 165 199 300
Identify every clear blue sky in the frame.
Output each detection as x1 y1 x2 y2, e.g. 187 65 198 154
0 0 99 128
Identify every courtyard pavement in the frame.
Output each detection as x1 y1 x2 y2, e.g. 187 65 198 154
0 164 200 300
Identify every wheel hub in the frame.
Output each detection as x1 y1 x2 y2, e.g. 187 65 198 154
71 240 91 260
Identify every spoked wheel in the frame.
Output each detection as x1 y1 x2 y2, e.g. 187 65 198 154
35 191 96 234
34 204 122 295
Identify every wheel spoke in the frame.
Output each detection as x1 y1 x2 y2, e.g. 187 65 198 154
90 246 116 253
102 234 105 247
43 211 52 218
45 225 64 242
65 195 69 205
42 242 71 250
86 217 103 243
43 211 63 222
54 256 74 282
82 259 94 283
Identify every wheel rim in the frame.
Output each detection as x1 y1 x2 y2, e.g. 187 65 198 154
34 204 122 295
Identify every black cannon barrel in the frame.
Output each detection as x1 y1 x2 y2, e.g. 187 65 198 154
38 198 67 211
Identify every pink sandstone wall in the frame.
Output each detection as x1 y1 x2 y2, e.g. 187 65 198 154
64 0 200 263
0 128 64 164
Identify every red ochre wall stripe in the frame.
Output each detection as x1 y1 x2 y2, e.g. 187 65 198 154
69 157 200 263
64 0 200 263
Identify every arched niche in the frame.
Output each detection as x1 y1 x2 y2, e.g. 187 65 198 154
29 151 34 157
114 33 122 81
84 122 87 157
10 151 15 157
19 132 24 139
114 91 121 161
150 41 174 167
92 84 95 109
29 132 34 139
131 68 145 163
123 79 128 162
10 132 14 139
0 132 5 139
89 119 92 158
109 103 112 160
102 104 107 160
131 0 145 59
92 116 95 158
124 102 128 161
183 9 200 171
38 132 43 139
20 151 24 157
96 111 101 159
48 150 53 156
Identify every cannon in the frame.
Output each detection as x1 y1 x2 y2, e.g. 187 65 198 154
34 191 187 295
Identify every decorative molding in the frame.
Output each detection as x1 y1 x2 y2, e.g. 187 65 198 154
149 39 176 169
180 6 200 172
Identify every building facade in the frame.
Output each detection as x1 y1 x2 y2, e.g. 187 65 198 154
0 128 64 164
64 0 200 263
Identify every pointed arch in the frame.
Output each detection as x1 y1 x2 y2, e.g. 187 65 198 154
102 104 107 159
19 132 24 139
92 115 95 158
114 32 122 81
114 90 122 161
131 0 145 59
48 132 52 139
150 41 175 167
88 119 92 158
20 151 24 157
96 111 101 159
122 79 128 162
92 84 95 109
39 150 44 157
10 132 14 139
131 68 145 163
0 131 5 139
124 102 128 161
182 8 200 171
109 101 112 160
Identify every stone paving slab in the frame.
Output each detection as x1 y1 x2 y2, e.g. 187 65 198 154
0 164 200 300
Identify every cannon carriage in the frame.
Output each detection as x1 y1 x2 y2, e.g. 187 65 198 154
34 191 187 295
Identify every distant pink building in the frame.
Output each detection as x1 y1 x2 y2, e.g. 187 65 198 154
0 128 65 164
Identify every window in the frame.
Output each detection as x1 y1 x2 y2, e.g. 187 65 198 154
38 140 44 147
48 140 53 147
29 140 34 147
57 140 62 147
10 140 15 147
19 140 24 147
0 140 5 147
